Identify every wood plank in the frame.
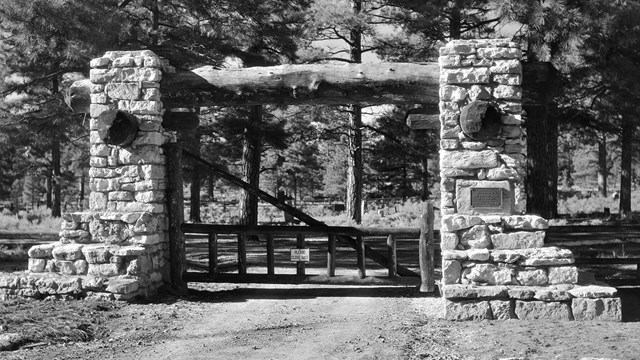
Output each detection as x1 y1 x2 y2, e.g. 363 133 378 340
297 234 306 276
266 234 275 276
181 223 420 237
237 233 247 275
419 202 435 292
327 234 336 277
164 143 188 295
387 234 397 277
208 233 218 274
356 235 366 279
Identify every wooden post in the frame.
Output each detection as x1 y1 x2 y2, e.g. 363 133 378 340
419 202 435 292
165 143 188 295
238 233 247 275
327 234 336 277
208 233 218 275
267 234 275 276
297 234 305 276
356 235 366 279
387 234 397 277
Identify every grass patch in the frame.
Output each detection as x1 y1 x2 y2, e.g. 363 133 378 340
0 207 62 233
0 298 122 351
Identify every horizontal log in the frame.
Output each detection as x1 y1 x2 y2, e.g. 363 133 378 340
160 62 440 107
181 223 421 237
66 62 440 112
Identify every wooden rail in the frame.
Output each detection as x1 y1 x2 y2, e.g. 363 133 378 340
181 222 434 291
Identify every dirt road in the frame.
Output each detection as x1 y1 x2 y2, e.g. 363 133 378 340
4 283 640 360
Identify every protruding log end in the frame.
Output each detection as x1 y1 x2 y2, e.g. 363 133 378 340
65 79 92 113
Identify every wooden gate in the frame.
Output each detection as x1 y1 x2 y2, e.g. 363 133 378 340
165 145 436 292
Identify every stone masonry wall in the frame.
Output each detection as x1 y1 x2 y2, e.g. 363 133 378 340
0 51 174 301
438 39 621 321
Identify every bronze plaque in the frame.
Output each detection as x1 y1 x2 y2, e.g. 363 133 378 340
470 188 503 208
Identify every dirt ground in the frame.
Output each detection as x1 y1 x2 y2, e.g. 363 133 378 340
2 281 640 360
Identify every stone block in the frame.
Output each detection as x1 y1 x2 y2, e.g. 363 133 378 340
502 215 549 230
440 85 468 101
514 300 572 321
490 60 521 74
548 266 579 284
460 141 487 150
106 82 141 100
462 263 515 285
443 284 508 299
486 165 519 180
467 85 491 100
438 55 461 67
507 287 536 300
441 67 490 84
106 278 140 294
89 192 108 210
477 47 522 59
28 258 46 273
56 260 76 275
568 285 618 298
135 191 164 203
442 250 468 261
129 234 162 245
88 263 120 277
517 247 574 266
440 232 459 251
440 150 498 169
516 268 548 286
490 300 514 320
28 243 57 258
443 260 462 284
493 85 522 100
491 231 545 249
501 124 522 138
440 125 460 139
133 131 165 147
74 260 88 275
51 244 84 261
82 276 107 291
440 139 459 150
82 244 111 264
90 57 111 68
110 246 148 257
460 224 491 249
441 215 484 232
534 289 571 301
492 74 522 85
445 299 493 320
467 248 490 261
572 298 622 322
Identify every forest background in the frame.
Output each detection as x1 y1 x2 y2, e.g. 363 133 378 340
1 0 640 230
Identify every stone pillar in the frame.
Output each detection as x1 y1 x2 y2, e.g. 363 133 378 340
21 51 175 300
437 39 621 321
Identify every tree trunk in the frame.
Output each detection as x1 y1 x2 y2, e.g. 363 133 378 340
46 172 52 209
597 132 608 197
207 175 215 201
449 1 462 39
346 0 364 224
239 105 262 226
52 133 61 217
619 116 633 220
523 62 559 219
346 105 363 223
189 129 202 222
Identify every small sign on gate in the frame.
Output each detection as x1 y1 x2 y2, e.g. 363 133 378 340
290 248 310 262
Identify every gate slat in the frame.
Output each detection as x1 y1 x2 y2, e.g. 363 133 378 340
356 235 366 279
387 234 396 277
238 233 247 275
327 234 336 277
297 234 305 276
267 234 275 275
208 233 218 274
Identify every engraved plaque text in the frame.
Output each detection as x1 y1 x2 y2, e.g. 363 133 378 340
470 188 503 208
